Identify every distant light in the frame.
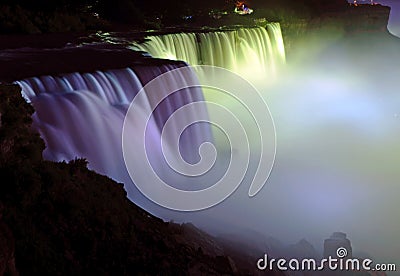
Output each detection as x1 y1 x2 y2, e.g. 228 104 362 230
234 1 254 15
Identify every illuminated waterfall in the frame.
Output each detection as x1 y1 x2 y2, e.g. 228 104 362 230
17 64 212 192
14 25 286 211
132 24 286 78
15 25 286 210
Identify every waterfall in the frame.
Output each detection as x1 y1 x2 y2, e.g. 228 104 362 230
15 26 283 211
16 64 212 196
131 24 286 79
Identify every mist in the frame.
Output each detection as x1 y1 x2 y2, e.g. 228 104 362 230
258 35 399 264
155 30 400 265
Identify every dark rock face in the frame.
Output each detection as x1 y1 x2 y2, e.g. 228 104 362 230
0 46 186 83
322 4 391 32
0 203 18 276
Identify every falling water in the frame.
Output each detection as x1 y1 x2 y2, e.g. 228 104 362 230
16 25 286 204
132 24 286 79
14 25 286 225
17 64 212 195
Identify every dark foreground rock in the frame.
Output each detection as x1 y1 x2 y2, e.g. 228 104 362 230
0 202 18 276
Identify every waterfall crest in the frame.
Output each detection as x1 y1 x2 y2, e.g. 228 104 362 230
132 24 286 78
